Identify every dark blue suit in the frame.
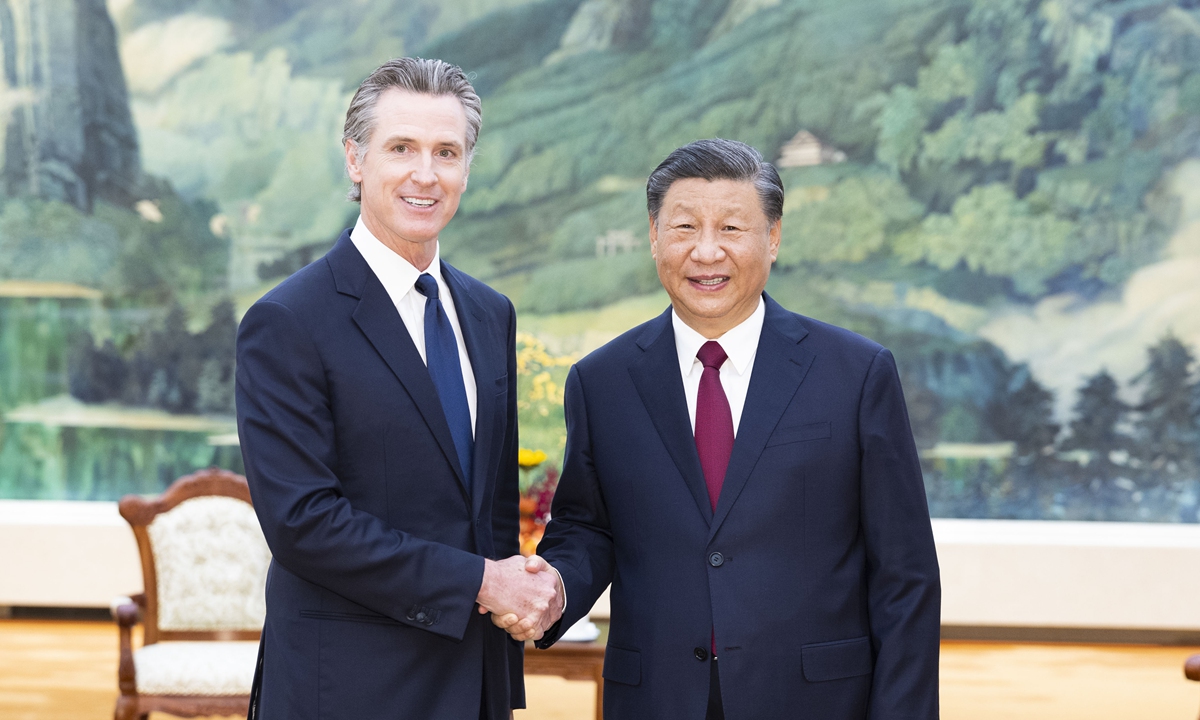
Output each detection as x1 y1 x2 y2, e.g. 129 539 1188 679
236 231 523 720
536 295 940 719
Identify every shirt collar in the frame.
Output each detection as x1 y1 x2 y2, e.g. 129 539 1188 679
350 215 442 295
672 296 766 377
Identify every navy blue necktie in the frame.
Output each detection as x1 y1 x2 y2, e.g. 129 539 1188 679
414 273 473 488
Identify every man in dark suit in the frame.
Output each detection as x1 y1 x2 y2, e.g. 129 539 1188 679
236 58 561 720
506 139 940 719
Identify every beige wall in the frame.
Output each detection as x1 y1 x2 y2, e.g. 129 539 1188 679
4 503 1199 631
934 519 1200 629
0 501 141 607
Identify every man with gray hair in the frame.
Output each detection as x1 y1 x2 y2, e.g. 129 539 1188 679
498 138 941 719
236 57 562 720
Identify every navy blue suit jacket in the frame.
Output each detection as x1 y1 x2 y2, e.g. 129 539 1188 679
236 231 523 720
535 295 940 720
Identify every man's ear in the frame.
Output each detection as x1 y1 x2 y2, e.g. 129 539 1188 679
648 215 659 260
344 141 363 184
768 218 781 263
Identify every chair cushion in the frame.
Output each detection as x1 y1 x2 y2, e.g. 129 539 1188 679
134 641 259 696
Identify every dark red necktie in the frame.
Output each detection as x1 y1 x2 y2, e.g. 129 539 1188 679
696 341 733 656
695 341 734 510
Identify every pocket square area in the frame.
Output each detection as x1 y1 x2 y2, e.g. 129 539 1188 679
765 421 832 447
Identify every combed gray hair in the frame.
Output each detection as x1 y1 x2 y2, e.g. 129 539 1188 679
342 57 483 202
646 138 784 225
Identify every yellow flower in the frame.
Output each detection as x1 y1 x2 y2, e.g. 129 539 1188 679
518 448 548 469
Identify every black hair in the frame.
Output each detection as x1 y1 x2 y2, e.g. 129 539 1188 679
646 138 784 224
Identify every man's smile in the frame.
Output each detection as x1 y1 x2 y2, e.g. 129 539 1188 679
689 274 730 289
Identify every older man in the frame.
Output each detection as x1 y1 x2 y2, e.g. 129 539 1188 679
236 58 560 720
507 139 941 719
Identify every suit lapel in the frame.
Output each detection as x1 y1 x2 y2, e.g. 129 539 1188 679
327 233 470 498
628 310 713 524
709 295 814 541
442 262 501 520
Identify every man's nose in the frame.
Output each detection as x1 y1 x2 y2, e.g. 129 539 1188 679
691 229 726 263
411 154 437 185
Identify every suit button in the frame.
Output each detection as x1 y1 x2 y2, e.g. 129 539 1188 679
415 611 428 623
694 647 709 661
406 611 416 621
708 552 724 567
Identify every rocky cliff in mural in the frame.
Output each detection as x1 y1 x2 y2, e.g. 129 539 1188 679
0 0 139 210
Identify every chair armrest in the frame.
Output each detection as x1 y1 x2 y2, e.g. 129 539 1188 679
114 601 140 696
110 594 146 614
115 601 140 629
1186 654 1200 682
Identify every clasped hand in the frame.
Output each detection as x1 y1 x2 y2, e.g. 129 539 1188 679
476 554 564 642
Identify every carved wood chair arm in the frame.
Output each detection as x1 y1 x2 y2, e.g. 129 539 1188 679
114 601 140 696
1186 654 1200 682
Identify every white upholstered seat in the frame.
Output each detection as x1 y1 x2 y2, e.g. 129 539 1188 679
134 641 260 695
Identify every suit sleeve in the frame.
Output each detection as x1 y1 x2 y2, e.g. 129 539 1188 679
533 364 616 648
491 299 526 708
858 347 941 720
236 299 485 641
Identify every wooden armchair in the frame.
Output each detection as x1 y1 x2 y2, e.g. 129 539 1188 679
113 468 271 720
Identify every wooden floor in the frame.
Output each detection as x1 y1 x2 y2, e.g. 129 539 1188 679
2 619 1198 720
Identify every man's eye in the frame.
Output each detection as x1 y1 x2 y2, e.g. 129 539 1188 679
438 149 455 158
394 145 409 153
723 225 740 232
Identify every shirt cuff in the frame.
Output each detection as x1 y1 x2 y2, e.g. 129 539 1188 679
548 564 567 617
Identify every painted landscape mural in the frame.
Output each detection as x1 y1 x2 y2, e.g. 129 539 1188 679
1 0 1199 522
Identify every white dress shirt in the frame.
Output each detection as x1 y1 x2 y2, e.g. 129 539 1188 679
673 297 766 436
350 216 477 436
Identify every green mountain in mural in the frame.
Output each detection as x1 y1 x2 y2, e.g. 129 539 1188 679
435 0 1188 303
109 0 1197 313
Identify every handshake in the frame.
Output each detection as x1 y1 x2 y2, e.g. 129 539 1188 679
476 554 565 642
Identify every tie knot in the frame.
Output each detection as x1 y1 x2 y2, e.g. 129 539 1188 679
414 273 439 300
697 341 727 370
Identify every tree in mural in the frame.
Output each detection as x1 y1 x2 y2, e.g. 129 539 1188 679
194 300 238 414
985 365 1061 512
68 300 238 416
1057 369 1133 517
990 366 1060 459
1133 334 1200 490
68 336 129 405
1061 370 1130 475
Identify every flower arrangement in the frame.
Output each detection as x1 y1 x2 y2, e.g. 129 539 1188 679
513 332 573 555
518 447 558 556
